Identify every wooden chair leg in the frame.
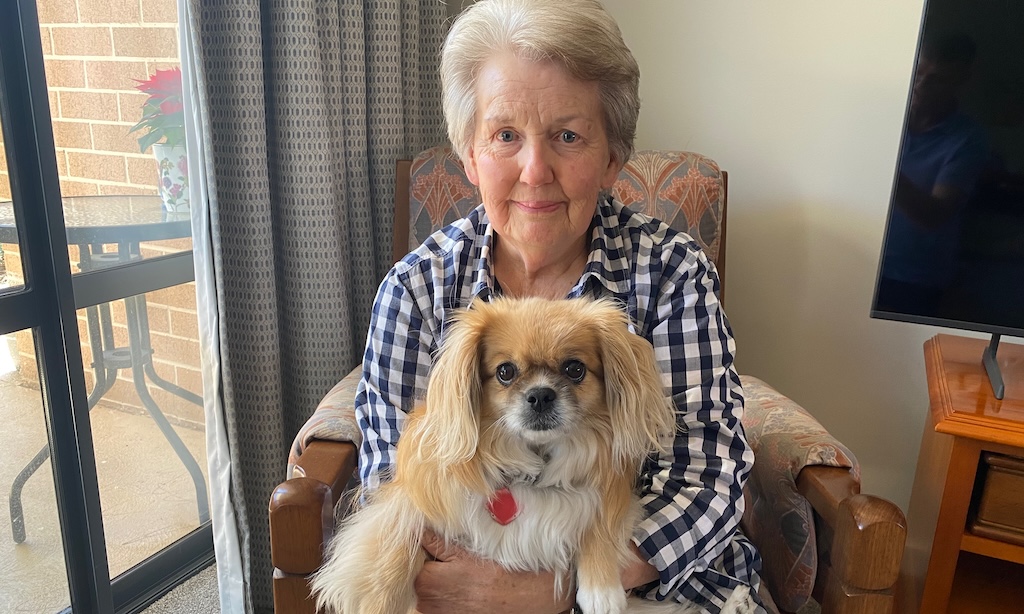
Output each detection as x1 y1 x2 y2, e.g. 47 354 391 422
273 569 319 614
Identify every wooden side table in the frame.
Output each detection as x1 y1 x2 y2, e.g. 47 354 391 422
900 334 1024 613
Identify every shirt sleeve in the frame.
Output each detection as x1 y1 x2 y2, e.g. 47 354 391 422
354 267 437 491
631 244 753 599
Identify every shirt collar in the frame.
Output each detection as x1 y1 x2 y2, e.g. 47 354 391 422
470 206 497 301
469 197 632 302
577 196 632 299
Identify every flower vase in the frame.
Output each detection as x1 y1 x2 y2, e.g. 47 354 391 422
152 143 189 213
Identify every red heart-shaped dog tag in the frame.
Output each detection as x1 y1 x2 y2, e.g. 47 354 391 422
486 487 519 525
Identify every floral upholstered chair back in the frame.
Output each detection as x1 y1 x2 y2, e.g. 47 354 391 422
406 146 727 283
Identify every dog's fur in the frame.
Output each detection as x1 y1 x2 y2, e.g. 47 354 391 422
311 297 755 614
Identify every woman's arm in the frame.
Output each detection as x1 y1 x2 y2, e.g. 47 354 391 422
415 532 576 614
621 544 660 589
631 244 754 598
414 536 659 614
355 269 437 490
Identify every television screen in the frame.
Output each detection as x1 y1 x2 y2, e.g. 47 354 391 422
871 0 1024 337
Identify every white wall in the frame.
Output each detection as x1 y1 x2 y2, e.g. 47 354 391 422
602 0 968 510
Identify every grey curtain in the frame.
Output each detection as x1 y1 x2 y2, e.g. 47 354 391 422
189 0 446 610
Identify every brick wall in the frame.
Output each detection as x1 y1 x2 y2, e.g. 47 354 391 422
0 0 181 200
1 0 202 427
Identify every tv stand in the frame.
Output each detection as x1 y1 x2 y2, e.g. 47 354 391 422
983 333 1007 400
900 334 1024 613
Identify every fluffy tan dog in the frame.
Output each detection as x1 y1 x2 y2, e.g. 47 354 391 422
311 297 753 614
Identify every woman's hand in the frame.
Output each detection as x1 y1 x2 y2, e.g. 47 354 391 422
414 531 660 613
621 543 660 590
414 530 574 614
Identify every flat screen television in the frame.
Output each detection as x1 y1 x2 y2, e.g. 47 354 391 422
871 0 1024 397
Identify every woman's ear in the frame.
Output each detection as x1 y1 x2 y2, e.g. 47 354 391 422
597 310 674 469
600 152 623 190
419 309 484 467
463 145 480 186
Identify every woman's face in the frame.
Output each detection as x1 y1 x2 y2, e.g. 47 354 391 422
464 54 620 257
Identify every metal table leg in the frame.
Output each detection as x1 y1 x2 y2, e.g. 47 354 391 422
123 293 209 524
9 301 119 543
10 245 209 542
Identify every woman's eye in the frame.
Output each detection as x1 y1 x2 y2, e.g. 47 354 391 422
496 362 518 385
559 130 578 143
497 130 515 143
562 360 586 383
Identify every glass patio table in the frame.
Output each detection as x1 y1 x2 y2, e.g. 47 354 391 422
0 195 208 543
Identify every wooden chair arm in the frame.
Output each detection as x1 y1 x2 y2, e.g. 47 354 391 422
797 465 860 528
270 441 357 614
270 439 358 573
797 466 907 614
292 440 359 508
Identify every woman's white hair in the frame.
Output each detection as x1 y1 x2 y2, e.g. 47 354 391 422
441 0 641 166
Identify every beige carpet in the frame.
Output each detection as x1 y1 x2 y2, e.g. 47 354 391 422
142 564 220 613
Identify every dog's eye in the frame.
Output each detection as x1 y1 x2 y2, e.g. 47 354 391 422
496 362 518 385
562 360 586 383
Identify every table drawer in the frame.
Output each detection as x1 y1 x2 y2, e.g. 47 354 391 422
970 453 1024 546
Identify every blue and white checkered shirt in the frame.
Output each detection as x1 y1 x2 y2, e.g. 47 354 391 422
355 197 763 612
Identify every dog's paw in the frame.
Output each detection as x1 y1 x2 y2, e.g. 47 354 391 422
576 586 628 614
720 584 756 614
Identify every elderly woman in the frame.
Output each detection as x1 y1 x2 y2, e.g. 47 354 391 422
355 0 763 612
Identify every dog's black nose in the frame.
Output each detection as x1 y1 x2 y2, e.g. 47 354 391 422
525 387 557 413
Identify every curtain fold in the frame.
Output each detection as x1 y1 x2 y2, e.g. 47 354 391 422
179 0 249 610
187 0 446 610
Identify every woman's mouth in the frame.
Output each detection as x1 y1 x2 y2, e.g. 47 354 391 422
512 200 562 214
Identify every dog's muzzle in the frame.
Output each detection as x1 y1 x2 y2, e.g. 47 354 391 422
522 386 562 431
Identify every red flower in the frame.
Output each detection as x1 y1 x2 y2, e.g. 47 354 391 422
129 67 185 152
135 68 182 97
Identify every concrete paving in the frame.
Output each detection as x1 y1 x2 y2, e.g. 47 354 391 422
0 334 209 613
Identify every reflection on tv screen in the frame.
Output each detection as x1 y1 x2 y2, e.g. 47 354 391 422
873 0 1024 335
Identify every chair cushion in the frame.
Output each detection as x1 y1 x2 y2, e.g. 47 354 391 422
287 367 363 478
740 375 859 613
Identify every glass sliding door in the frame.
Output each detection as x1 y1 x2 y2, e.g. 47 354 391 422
1 1 113 611
0 99 76 614
1 0 213 611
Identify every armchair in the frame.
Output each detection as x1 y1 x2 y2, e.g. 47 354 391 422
269 148 907 614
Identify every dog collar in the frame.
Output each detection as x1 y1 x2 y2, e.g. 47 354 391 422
486 487 520 525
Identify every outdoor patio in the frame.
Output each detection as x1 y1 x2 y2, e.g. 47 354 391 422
0 332 208 613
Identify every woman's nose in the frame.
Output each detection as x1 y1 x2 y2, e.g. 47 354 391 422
519 141 554 186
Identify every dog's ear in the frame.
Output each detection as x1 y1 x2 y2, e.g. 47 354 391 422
597 309 674 469
419 308 485 467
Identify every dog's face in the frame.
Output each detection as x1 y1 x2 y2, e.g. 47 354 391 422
418 296 673 471
477 303 608 442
